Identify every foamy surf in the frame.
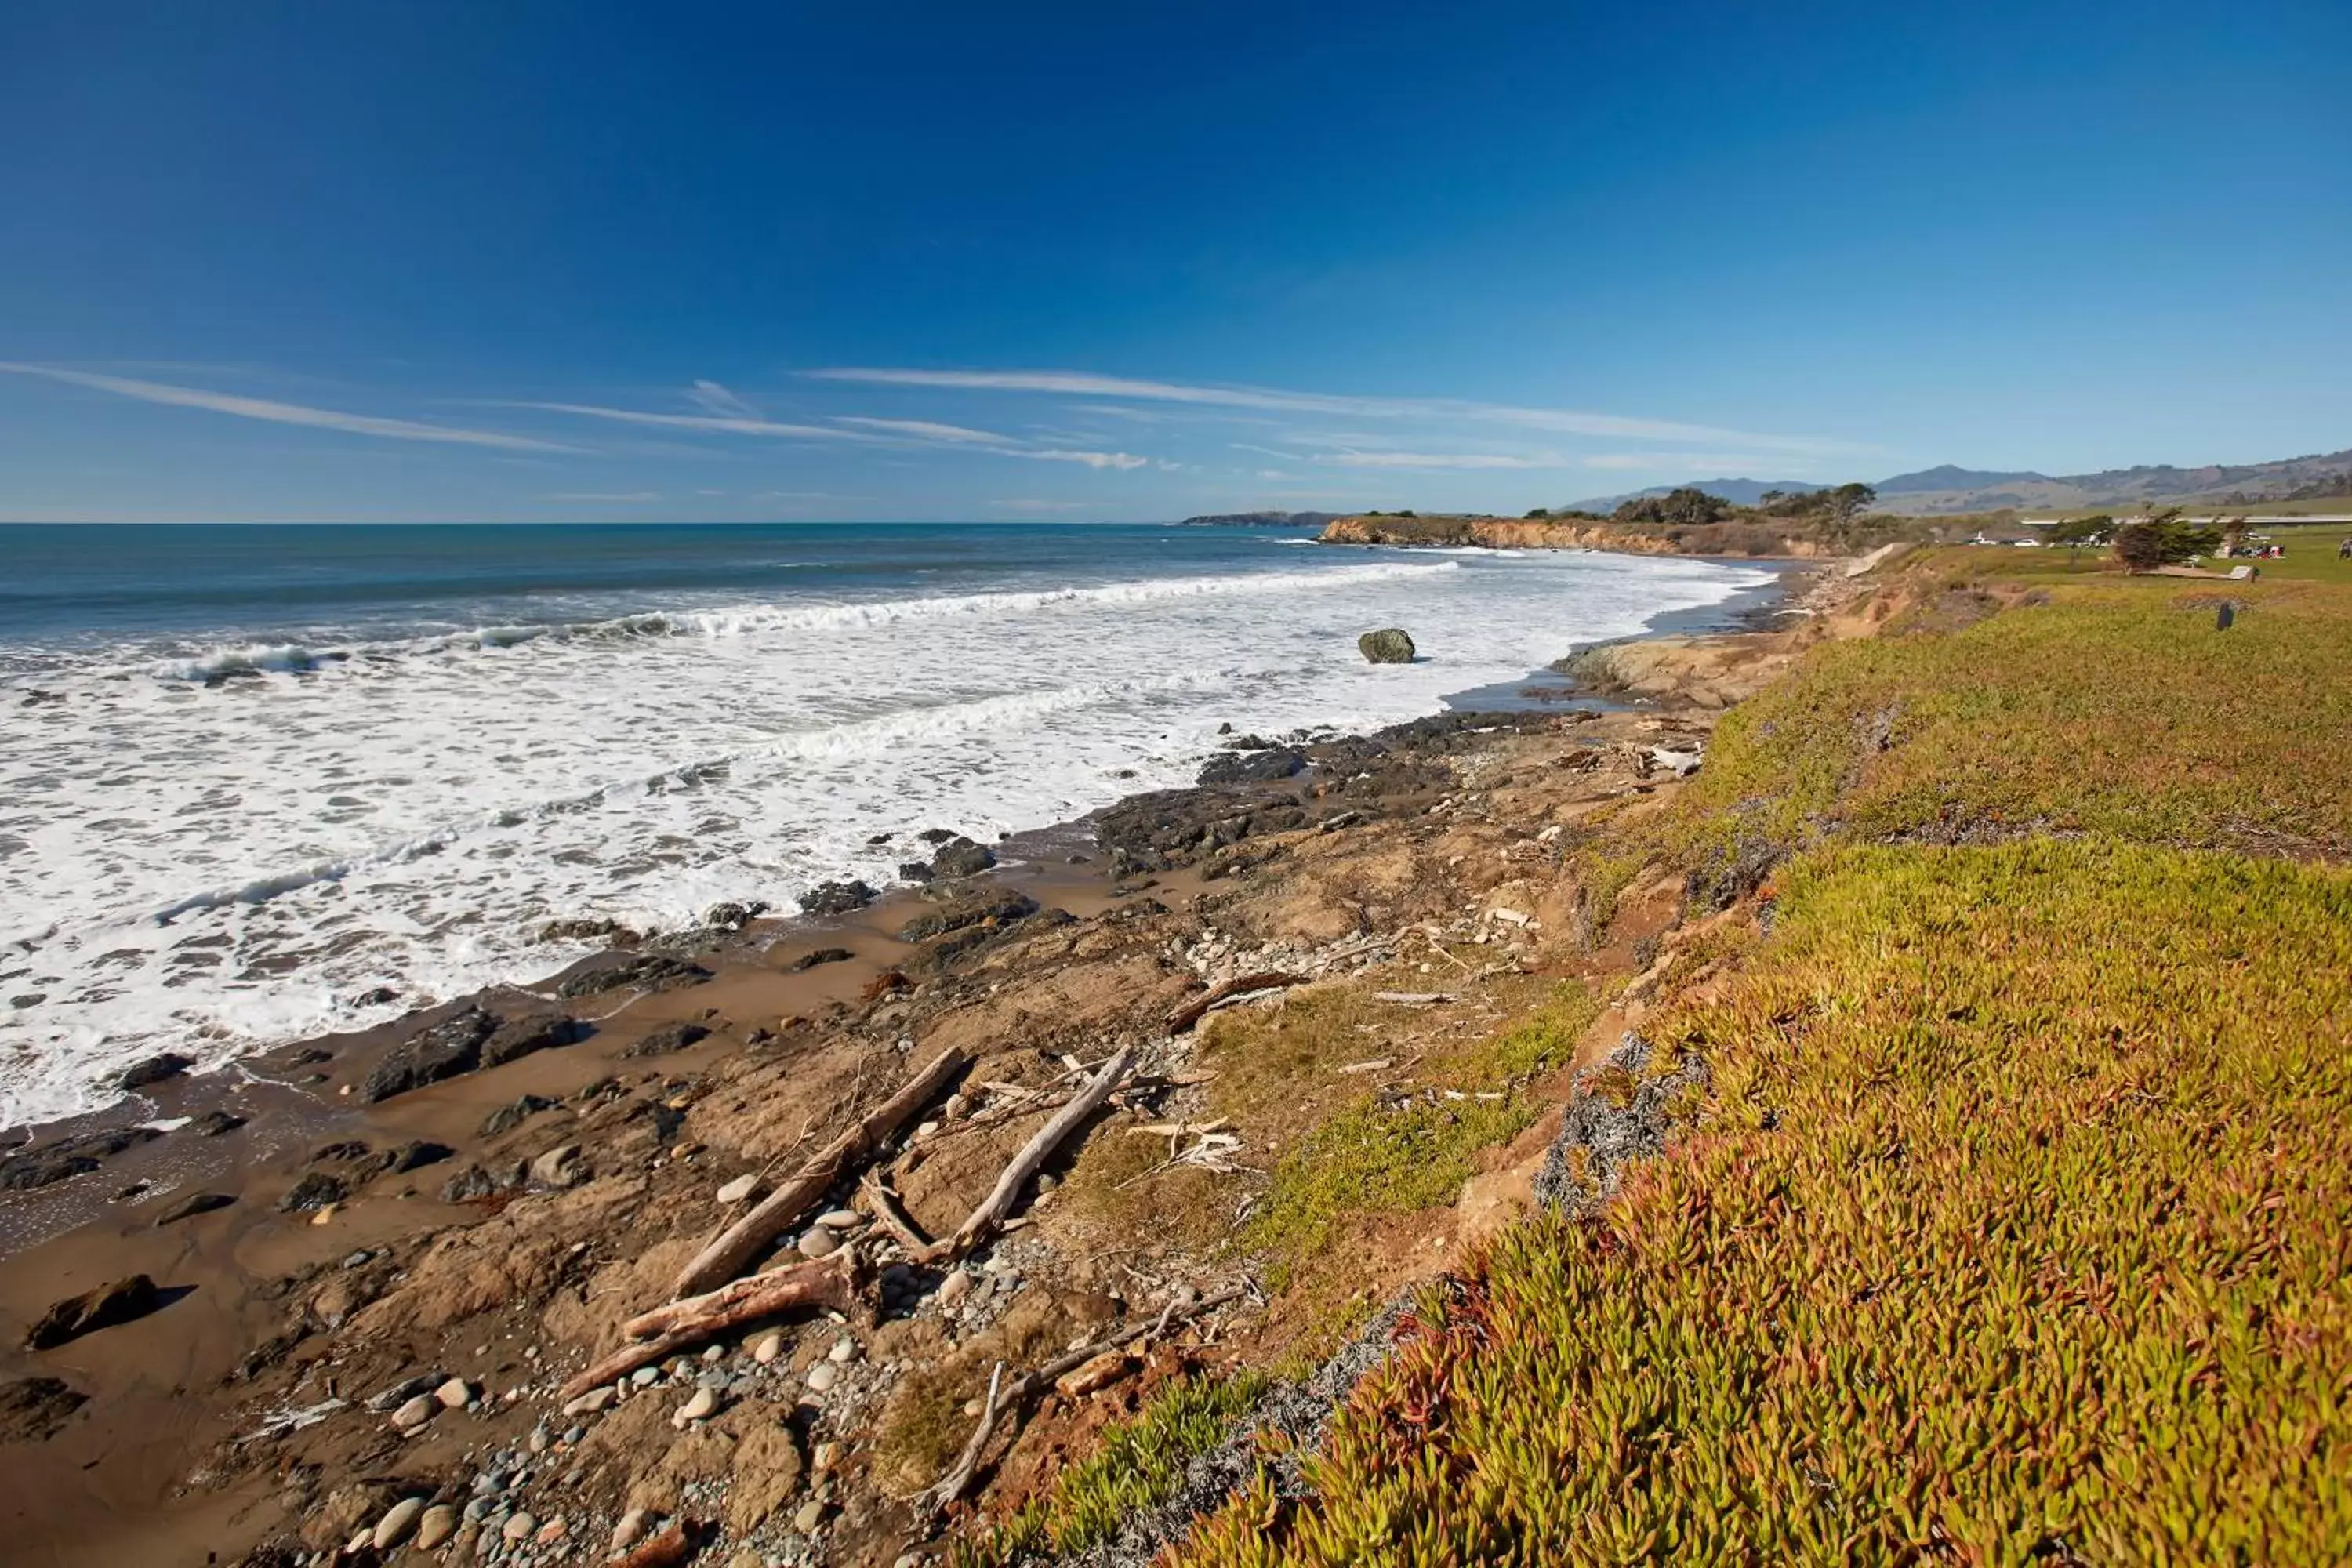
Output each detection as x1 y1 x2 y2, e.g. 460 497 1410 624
1 532 1768 1127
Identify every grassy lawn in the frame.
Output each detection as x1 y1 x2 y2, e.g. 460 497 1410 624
1151 557 2352 1566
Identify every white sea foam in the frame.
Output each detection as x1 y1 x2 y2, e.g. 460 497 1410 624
0 549 1766 1126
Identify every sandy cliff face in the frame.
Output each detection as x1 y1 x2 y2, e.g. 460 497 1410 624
1318 514 1834 557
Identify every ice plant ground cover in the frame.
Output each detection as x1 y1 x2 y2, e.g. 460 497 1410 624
1003 556 2352 1566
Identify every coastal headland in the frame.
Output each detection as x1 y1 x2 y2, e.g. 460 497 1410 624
5 530 2349 1566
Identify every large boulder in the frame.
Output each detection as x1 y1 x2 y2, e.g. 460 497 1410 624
24 1276 163 1350
898 888 1038 942
481 1013 590 1069
362 1008 496 1102
1358 628 1417 663
1196 748 1306 787
929 837 997 878
796 880 876 916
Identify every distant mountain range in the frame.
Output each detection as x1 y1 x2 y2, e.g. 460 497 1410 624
1568 448 2352 517
1175 510 1341 528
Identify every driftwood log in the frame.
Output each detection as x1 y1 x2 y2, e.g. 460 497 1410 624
915 1044 1135 1265
564 1254 858 1399
1165 972 1309 1033
915 1283 1247 1527
671 1042 967 1298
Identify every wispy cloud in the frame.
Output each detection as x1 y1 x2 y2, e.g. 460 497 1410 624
688 379 763 420
1022 448 1147 470
804 366 1843 453
1232 441 1303 461
528 397 1148 471
1315 449 1568 470
550 490 662 503
833 416 1011 444
518 401 879 442
1 363 578 452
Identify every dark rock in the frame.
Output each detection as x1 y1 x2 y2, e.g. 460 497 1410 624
554 955 710 1000
115 1052 194 1091
916 827 956 844
701 900 767 931
624 1022 710 1058
481 1013 588 1069
24 1276 163 1350
278 1172 345 1214
789 947 855 972
385 1140 454 1174
439 1164 503 1203
353 985 400 1007
1196 748 1306 786
796 880 877 916
156 1192 236 1225
310 1139 372 1165
1358 628 1416 663
866 832 894 845
187 1109 246 1138
898 889 1038 942
0 1377 88 1441
361 1008 496 1102
930 837 996 878
896 862 935 884
539 916 635 945
0 1126 163 1192
286 1047 334 1066
479 1094 557 1138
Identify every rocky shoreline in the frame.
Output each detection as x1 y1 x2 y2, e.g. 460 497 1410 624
0 561 1858 1568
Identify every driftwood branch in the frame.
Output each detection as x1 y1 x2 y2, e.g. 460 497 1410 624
1166 972 1309 1033
913 1284 1246 1529
916 1044 1135 1265
566 1254 858 1399
672 1042 967 1298
857 1167 934 1251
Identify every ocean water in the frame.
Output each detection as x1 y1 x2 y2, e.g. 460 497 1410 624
0 522 1771 1127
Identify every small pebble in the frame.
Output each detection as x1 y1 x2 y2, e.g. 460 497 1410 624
753 1333 784 1364
793 1498 830 1534
503 1512 538 1541
703 1343 725 1363
674 1385 718 1425
435 1375 474 1408
631 1366 661 1388
935 1270 973 1306
716 1172 760 1204
827 1338 857 1364
391 1395 437 1432
536 1516 568 1545
804 1361 838 1393
815 1207 864 1229
797 1225 840 1260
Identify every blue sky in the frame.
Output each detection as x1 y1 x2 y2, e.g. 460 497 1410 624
2 0 2346 523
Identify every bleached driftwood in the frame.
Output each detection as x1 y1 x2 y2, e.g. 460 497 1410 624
916 1044 1135 1264
566 1254 858 1399
1166 973 1308 1033
671 1042 966 1298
